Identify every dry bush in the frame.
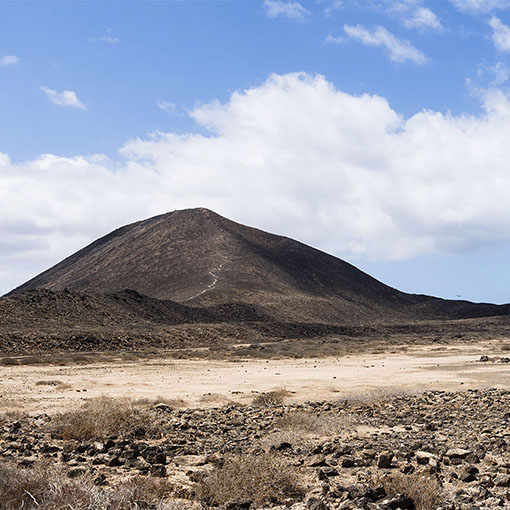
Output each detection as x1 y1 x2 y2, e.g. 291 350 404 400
0 357 19 366
194 454 305 506
133 396 188 408
339 387 414 406
55 383 73 391
35 380 65 386
17 355 47 365
0 460 183 510
0 409 27 425
276 410 356 436
259 430 310 452
252 390 288 407
47 396 166 440
377 472 444 510
199 393 225 403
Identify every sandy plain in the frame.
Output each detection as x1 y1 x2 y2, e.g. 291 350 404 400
1 340 509 414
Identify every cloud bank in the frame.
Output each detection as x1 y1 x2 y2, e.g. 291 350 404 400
2 73 510 293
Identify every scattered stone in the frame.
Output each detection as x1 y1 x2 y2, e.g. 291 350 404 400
149 464 167 477
415 451 435 465
341 456 355 468
493 474 510 487
377 451 394 468
306 454 328 467
445 448 471 459
383 493 415 509
224 498 252 510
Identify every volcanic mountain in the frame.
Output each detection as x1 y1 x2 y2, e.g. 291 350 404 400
8 208 510 324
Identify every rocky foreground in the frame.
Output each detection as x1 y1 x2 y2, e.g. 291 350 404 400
0 388 509 509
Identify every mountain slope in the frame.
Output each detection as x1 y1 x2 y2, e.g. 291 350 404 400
8 208 510 324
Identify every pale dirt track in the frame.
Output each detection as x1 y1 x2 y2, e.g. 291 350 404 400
1 340 509 414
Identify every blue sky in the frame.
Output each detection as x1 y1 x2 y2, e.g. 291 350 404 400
2 0 510 303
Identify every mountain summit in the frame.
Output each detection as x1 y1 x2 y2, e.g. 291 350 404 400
8 208 510 324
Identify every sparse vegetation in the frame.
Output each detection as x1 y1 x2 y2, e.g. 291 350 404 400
377 472 445 510
0 409 27 425
35 379 65 386
199 393 225 403
47 397 166 440
0 460 184 510
337 387 414 406
194 454 305 506
0 357 18 366
133 396 188 408
260 430 309 451
0 388 507 509
252 389 288 406
276 410 357 436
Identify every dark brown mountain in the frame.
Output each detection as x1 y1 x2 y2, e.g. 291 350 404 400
8 208 510 324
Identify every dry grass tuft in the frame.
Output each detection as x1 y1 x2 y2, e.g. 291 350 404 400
339 387 415 406
199 393 225 404
0 460 185 510
276 410 356 436
377 472 444 510
251 389 288 407
47 396 166 440
35 380 65 386
194 454 305 506
0 357 19 366
0 409 27 425
260 430 309 451
133 396 188 408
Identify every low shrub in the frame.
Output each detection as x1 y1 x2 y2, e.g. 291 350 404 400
252 390 287 407
0 357 19 366
35 380 65 386
276 410 356 436
377 472 445 510
0 460 181 510
47 396 166 440
194 454 305 506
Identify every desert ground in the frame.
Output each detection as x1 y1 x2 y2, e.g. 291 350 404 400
1 339 509 510
1 339 509 414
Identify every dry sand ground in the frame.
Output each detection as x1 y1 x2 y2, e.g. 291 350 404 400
1 340 509 414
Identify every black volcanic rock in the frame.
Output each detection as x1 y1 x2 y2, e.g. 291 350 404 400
7 208 510 324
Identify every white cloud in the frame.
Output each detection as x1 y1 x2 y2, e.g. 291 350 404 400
403 7 442 30
489 16 510 52
263 0 310 22
158 101 176 114
326 34 344 44
342 24 428 63
96 28 119 44
3 73 510 293
385 1 442 31
40 87 87 110
99 35 120 44
477 61 510 86
450 0 510 13
324 0 343 18
0 55 19 66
